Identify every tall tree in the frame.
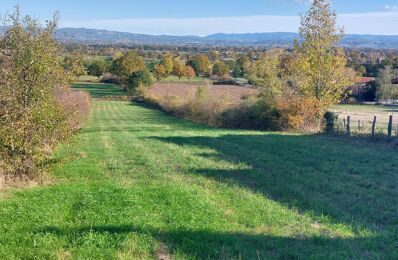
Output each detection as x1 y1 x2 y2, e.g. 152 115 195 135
184 66 196 79
111 51 147 89
233 55 250 78
161 56 174 75
86 59 108 78
187 55 210 76
249 49 285 97
154 64 167 81
376 66 398 100
294 0 353 107
173 59 186 79
212 61 229 79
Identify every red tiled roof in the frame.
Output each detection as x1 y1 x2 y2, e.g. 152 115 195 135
356 77 375 84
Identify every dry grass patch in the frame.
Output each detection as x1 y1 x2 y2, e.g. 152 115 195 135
147 83 257 104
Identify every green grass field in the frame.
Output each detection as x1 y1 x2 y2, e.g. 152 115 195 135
73 83 128 98
1 84 398 258
159 75 209 85
76 75 102 82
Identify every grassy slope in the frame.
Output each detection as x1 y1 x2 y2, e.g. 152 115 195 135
1 84 398 258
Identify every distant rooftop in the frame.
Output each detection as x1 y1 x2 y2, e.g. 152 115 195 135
357 77 375 84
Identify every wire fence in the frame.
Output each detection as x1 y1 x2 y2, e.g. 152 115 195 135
332 112 398 137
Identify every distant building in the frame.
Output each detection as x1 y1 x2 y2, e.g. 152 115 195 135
349 77 375 96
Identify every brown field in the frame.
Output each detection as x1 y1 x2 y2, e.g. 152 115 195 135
147 83 258 104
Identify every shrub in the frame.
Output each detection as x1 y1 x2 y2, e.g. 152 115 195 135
220 97 287 130
0 10 90 179
221 96 322 132
323 111 338 134
277 96 323 132
100 75 120 84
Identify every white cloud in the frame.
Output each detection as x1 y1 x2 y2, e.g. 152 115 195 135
384 5 398 12
338 12 398 35
60 11 398 36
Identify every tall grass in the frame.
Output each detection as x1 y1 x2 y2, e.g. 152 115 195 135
144 86 322 131
54 88 92 131
144 85 233 127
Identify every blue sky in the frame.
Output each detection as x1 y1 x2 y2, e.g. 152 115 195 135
0 0 398 35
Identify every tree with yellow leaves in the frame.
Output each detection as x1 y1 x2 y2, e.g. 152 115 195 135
154 64 168 81
293 0 354 107
173 59 186 79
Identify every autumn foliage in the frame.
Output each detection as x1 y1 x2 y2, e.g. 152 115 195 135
0 10 91 179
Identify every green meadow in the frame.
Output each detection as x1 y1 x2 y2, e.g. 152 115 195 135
1 83 397 259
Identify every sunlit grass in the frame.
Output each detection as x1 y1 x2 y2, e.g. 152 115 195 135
0 85 397 258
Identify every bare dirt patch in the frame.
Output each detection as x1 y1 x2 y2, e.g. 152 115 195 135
156 243 172 260
0 172 54 191
147 83 258 104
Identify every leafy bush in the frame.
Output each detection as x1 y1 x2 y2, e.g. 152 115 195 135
0 11 90 179
221 98 286 131
100 75 121 84
323 111 338 134
221 95 322 131
126 69 153 94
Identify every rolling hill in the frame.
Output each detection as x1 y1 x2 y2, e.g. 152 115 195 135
55 28 398 49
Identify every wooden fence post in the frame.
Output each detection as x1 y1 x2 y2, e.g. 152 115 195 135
372 116 377 137
347 116 351 135
343 118 346 128
358 120 361 132
388 115 393 138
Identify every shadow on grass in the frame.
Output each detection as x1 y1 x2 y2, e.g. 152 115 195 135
72 83 127 98
36 224 380 258
151 134 398 236
128 102 211 130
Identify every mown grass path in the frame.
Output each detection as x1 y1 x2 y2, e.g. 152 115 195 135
1 89 398 258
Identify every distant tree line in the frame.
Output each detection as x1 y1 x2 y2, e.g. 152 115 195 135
145 0 354 132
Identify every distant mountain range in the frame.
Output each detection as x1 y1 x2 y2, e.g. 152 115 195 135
0 27 395 49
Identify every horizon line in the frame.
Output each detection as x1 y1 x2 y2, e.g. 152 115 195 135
58 27 398 38
59 12 398 36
